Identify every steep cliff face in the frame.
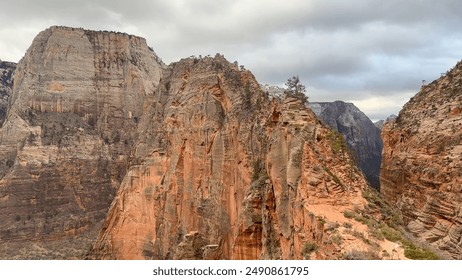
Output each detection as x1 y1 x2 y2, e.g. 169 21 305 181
0 60 16 125
381 61 462 259
1 26 423 260
310 101 383 189
0 26 163 259
89 55 379 260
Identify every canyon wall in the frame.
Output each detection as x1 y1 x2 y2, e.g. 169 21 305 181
381 61 462 259
0 26 163 258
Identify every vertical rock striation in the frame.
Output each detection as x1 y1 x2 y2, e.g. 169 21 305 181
0 26 163 259
90 55 369 260
381 61 462 259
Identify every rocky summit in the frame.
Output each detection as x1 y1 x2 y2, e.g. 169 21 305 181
381 61 462 259
0 26 440 260
310 101 383 189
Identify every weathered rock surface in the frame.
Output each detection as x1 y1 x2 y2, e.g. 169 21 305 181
310 101 383 189
0 60 16 125
89 54 372 260
0 26 163 259
381 61 462 259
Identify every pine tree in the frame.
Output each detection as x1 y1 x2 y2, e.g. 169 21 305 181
284 75 308 104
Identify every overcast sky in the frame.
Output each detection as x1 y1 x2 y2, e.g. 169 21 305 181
1 0 462 121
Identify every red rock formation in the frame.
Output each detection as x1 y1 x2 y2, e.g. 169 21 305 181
381 61 462 259
90 55 370 260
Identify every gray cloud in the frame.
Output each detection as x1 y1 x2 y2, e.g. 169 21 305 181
1 0 462 121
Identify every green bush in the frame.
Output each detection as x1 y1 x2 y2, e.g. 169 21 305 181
404 246 439 260
343 211 355 219
302 242 318 257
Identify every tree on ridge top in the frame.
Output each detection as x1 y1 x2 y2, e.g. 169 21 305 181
284 75 308 104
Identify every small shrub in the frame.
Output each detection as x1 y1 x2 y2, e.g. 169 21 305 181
317 216 327 226
343 222 352 229
381 250 390 258
404 245 439 260
330 234 343 245
342 250 381 260
380 225 401 242
348 230 371 245
343 211 355 219
371 228 385 240
302 242 318 257
323 166 343 186
325 221 340 231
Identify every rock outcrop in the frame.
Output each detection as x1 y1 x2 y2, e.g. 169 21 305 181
89 53 382 260
381 61 462 259
0 60 16 125
310 101 383 189
0 26 163 259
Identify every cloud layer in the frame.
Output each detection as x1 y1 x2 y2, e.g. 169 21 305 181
1 0 462 120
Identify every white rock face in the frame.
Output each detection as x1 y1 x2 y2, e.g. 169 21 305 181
0 26 164 259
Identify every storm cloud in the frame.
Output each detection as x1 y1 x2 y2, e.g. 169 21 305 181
1 0 462 120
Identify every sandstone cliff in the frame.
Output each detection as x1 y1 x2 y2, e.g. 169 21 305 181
0 60 15 125
1 26 433 260
0 26 163 259
381 61 462 259
89 54 401 260
310 101 383 189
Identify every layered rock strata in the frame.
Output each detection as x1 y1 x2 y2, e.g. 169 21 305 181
0 26 163 258
381 61 462 259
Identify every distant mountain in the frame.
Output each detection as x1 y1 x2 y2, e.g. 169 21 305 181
374 114 397 130
0 60 16 125
309 101 383 189
260 84 285 100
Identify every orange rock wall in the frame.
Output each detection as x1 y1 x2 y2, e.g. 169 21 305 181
91 55 369 260
381 61 462 259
